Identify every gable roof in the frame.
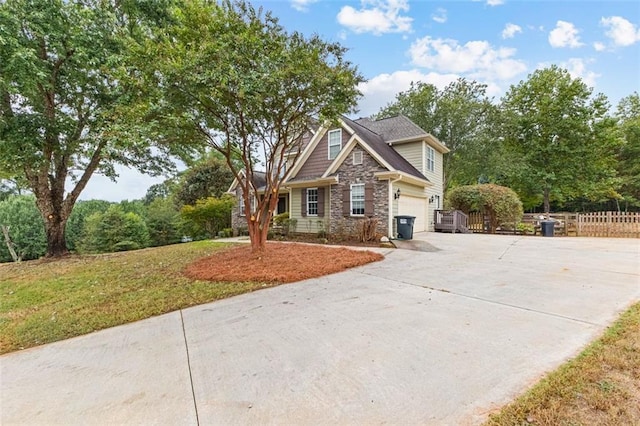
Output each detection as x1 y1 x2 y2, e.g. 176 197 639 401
355 115 449 153
342 116 427 181
355 115 427 142
227 170 267 193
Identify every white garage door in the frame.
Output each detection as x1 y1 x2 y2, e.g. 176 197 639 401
398 195 427 232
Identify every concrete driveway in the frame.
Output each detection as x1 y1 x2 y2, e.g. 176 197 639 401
2 233 639 425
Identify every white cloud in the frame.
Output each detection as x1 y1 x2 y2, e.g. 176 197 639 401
487 0 504 6
563 58 599 87
290 0 317 12
601 16 640 47
593 41 606 52
502 23 522 39
432 8 447 24
337 0 412 35
535 58 599 88
355 70 459 117
408 36 527 81
548 20 583 48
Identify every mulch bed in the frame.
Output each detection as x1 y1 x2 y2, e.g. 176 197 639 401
184 242 384 284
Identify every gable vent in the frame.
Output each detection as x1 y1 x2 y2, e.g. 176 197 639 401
353 150 363 165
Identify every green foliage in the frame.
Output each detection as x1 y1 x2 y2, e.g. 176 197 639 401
615 93 640 209
79 205 150 253
145 198 181 247
143 179 177 205
65 200 113 252
140 0 364 251
0 195 46 262
447 184 523 233
174 157 234 207
180 195 235 239
0 0 190 256
273 212 290 226
501 66 621 212
377 78 502 190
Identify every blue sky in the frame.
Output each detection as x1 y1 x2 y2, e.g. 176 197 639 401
81 0 640 201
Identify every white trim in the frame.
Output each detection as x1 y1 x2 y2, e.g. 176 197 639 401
327 129 342 160
426 145 435 173
306 187 319 216
350 183 365 216
352 150 363 165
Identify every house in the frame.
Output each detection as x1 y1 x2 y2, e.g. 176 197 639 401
229 115 449 238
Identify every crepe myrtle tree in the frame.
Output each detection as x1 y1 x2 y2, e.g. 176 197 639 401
0 0 190 257
144 0 363 252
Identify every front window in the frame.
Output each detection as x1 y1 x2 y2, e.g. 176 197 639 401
351 184 365 215
307 188 318 216
426 146 435 172
328 129 342 160
239 194 255 216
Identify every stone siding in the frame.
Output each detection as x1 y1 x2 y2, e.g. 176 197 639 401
329 146 389 237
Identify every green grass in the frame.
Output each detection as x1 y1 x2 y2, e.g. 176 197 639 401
485 302 640 425
1 241 274 354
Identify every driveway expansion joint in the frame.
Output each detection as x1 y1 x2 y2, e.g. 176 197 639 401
180 309 200 426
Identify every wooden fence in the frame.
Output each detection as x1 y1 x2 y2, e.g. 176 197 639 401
577 211 640 238
463 211 639 238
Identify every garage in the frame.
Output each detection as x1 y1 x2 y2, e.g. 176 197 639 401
398 195 427 233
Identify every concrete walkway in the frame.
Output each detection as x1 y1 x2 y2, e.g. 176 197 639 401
2 233 639 425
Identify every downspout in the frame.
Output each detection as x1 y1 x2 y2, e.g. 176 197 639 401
389 175 402 237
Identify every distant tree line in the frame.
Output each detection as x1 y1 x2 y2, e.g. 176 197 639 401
0 156 234 263
377 68 640 213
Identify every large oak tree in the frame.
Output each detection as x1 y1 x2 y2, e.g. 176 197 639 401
0 0 184 257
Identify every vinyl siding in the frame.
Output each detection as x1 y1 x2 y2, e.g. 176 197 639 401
296 128 349 179
392 142 423 173
290 187 330 234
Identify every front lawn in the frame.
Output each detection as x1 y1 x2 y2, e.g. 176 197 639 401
486 301 640 425
0 241 383 354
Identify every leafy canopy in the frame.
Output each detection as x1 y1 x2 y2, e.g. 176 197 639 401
140 0 363 251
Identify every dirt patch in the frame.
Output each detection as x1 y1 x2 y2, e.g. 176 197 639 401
184 242 384 284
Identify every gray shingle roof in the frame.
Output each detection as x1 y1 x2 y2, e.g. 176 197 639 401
342 116 428 182
355 115 429 142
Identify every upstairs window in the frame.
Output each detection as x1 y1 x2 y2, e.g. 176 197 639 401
328 129 342 160
426 146 435 172
307 188 318 216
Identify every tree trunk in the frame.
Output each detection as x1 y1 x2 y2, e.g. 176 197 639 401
1 225 20 262
44 218 69 257
543 187 551 214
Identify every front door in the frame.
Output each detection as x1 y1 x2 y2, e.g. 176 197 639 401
277 196 287 215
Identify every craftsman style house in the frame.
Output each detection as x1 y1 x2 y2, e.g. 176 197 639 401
229 115 448 238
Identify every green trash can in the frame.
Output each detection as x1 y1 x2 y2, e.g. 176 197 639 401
541 220 555 237
395 215 415 240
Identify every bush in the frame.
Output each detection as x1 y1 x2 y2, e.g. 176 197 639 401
79 206 150 253
447 184 523 233
180 195 234 239
0 195 46 262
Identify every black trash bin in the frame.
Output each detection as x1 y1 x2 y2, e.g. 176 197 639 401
395 215 416 240
541 220 555 237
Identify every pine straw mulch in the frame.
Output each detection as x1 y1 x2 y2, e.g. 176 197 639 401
184 242 384 284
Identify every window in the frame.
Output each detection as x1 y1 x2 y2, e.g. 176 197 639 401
307 188 318 216
426 146 435 172
351 184 365 215
353 150 363 165
328 129 342 160
239 194 255 216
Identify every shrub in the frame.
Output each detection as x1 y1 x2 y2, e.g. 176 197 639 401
180 195 234 239
0 195 46 262
447 184 523 233
79 206 150 253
